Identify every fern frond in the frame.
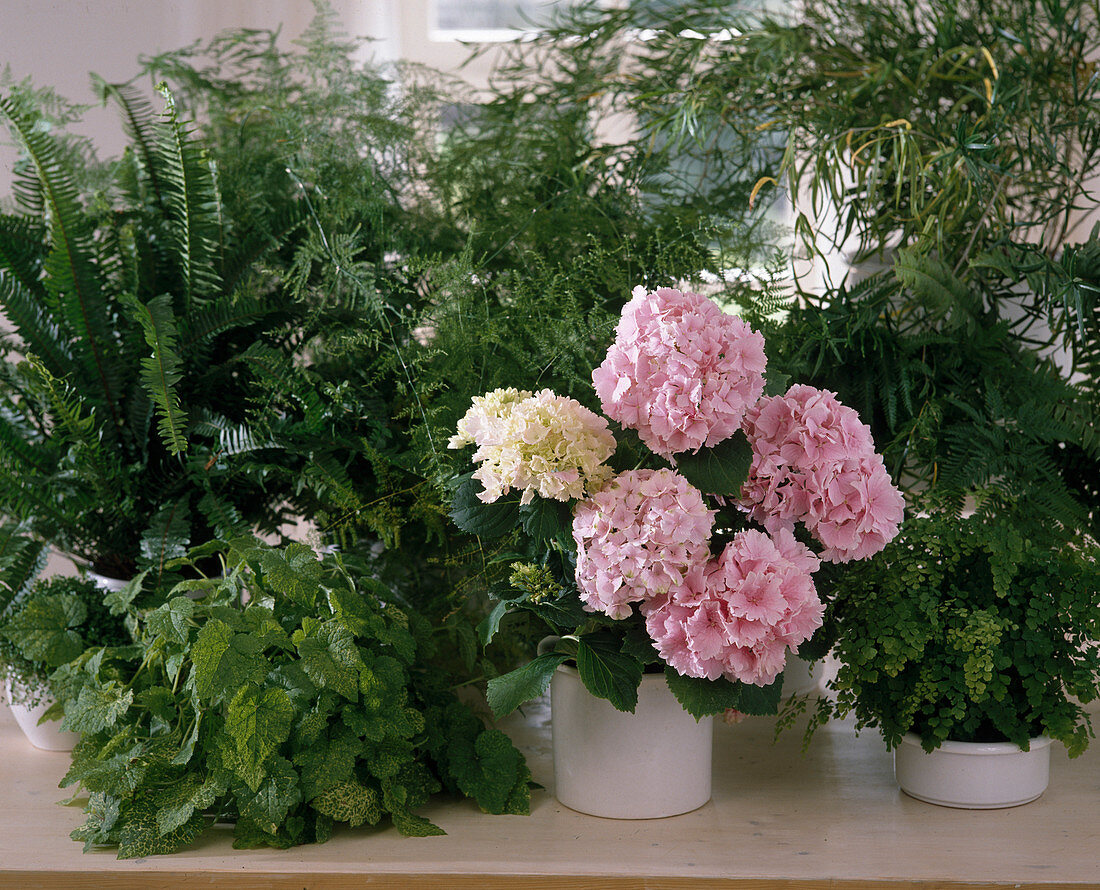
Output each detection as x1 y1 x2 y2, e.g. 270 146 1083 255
0 523 47 615
189 409 274 457
0 226 77 380
196 490 246 540
0 93 124 433
123 293 189 455
96 78 167 214
177 290 281 350
894 249 981 331
153 85 223 307
19 354 125 504
0 213 46 294
219 201 306 295
139 496 191 577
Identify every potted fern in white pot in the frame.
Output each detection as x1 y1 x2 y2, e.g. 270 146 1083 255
811 501 1100 808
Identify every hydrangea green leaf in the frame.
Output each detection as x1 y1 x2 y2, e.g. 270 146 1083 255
519 497 573 544
577 633 643 713
477 599 510 646
735 675 784 715
763 370 791 397
485 652 569 719
448 472 521 538
664 667 742 719
673 430 753 497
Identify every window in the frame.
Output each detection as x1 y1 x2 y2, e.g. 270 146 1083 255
433 0 580 36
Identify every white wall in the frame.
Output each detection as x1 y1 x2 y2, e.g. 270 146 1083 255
0 0 412 194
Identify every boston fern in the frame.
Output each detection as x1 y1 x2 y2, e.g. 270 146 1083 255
0 83 338 581
56 537 530 857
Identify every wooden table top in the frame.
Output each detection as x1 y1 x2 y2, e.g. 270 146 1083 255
1 692 1098 889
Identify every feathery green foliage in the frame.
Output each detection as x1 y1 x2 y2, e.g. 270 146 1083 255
814 509 1100 755
0 70 401 582
554 0 1100 534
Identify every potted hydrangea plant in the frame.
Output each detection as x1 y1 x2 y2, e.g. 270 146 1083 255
448 284 905 818
809 506 1100 808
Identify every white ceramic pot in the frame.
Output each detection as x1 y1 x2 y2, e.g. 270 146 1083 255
4 680 79 752
549 665 713 818
782 653 827 696
894 732 1052 809
87 570 129 594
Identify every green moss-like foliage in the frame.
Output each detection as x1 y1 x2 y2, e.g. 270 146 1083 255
821 510 1100 755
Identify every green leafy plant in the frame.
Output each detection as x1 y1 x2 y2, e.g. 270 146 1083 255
0 572 129 709
808 506 1100 755
57 537 529 857
592 0 1100 264
767 254 1099 529
535 1 1100 536
0 74 390 583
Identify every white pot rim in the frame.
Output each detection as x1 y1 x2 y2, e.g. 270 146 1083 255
900 731 1052 757
553 662 670 687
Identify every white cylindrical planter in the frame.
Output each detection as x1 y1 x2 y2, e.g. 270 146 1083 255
5 681 79 752
550 665 713 818
782 653 827 696
87 570 129 594
894 733 1052 809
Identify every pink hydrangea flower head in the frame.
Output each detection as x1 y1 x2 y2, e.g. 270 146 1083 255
573 468 714 619
450 388 617 505
741 384 904 562
805 455 905 562
642 527 823 686
592 285 767 457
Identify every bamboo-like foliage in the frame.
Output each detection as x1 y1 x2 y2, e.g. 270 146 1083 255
542 0 1100 535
